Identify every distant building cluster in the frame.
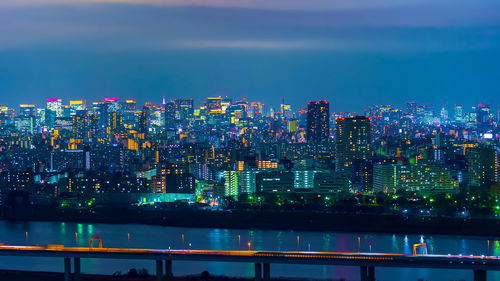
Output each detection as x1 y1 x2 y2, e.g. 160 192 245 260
0 97 499 209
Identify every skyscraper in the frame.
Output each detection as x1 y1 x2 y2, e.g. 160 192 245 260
46 98 63 117
19 104 35 116
164 101 176 131
175 98 194 119
138 106 149 136
45 108 56 130
223 170 240 198
107 112 123 135
72 110 88 139
466 146 498 186
69 100 86 116
406 101 417 115
121 99 137 111
454 104 463 122
306 101 329 142
205 97 223 115
335 116 371 172
476 104 491 124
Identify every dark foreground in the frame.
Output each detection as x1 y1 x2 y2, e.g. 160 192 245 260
0 270 339 281
2 206 500 237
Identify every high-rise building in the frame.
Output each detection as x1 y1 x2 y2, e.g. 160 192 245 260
175 98 194 119
256 171 294 193
287 119 298 133
440 106 449 122
164 101 176 131
45 109 56 130
46 98 63 117
14 115 35 134
293 170 318 190
69 100 86 116
476 104 491 124
205 97 223 114
306 101 329 142
335 116 371 173
61 105 71 117
352 159 373 191
466 146 498 186
406 101 417 115
223 170 239 198
374 163 458 193
72 111 89 139
103 97 120 112
95 98 120 130
107 112 123 135
121 99 137 111
281 104 292 119
121 100 137 130
454 104 464 122
19 104 35 116
249 102 263 117
239 169 260 194
373 163 396 192
221 98 232 113
138 106 149 136
422 105 434 124
152 164 195 194
17 105 37 134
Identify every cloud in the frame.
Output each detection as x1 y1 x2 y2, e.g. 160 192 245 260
104 37 466 52
0 0 488 11
159 39 345 50
1 0 499 52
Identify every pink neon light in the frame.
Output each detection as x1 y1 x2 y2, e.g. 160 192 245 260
104 97 119 102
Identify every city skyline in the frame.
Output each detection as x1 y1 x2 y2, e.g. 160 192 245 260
0 93 498 215
3 95 500 116
2 1 500 280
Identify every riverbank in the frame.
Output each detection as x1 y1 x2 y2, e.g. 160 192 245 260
1 206 500 237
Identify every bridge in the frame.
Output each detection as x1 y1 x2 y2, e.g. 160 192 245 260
0 244 498 281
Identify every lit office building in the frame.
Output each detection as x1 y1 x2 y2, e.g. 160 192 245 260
69 100 86 116
46 98 63 117
335 116 371 173
306 101 329 142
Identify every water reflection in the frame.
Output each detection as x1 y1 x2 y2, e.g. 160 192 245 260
427 237 435 254
276 231 283 251
0 221 498 281
322 233 330 252
391 234 400 253
494 240 500 256
60 222 66 236
403 235 411 255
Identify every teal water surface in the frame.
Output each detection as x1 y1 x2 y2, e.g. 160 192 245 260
0 221 499 281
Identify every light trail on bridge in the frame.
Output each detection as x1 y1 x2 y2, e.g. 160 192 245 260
0 244 499 281
0 243 498 259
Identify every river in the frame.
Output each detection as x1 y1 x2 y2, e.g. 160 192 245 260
0 221 499 281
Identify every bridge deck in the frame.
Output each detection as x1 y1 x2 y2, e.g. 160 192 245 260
0 245 499 270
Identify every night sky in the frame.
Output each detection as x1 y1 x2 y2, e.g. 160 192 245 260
1 0 500 112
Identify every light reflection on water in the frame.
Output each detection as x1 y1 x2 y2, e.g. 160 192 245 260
494 241 500 256
0 221 498 281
